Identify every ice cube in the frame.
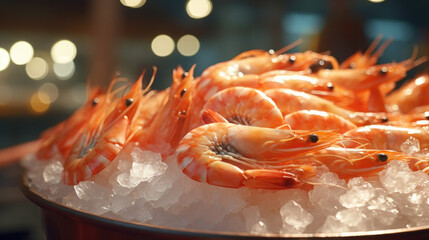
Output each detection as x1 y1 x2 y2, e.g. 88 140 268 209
43 161 63 184
317 215 351 233
336 209 366 228
250 220 268 235
379 161 420 194
280 200 313 233
74 181 108 200
111 194 134 214
309 172 347 214
400 137 420 155
340 178 376 208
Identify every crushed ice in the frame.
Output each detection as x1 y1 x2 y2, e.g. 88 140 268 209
23 146 429 234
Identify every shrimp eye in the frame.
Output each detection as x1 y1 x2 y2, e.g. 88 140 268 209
349 63 356 69
125 98 133 106
268 49 275 55
424 111 429 120
377 153 388 162
288 55 296 64
180 89 187 97
308 134 319 143
381 116 389 123
179 110 187 116
379 67 388 75
283 178 297 187
327 82 334 91
92 98 99 106
182 72 188 78
309 59 332 73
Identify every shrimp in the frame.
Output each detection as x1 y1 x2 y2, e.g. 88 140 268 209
136 65 195 156
259 72 335 93
343 125 429 152
264 88 388 126
386 74 429 114
283 110 357 133
340 36 392 69
62 76 144 185
201 87 284 128
176 122 344 189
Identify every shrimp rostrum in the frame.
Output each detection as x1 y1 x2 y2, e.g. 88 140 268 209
176 122 344 189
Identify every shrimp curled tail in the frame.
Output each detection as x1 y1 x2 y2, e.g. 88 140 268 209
176 123 343 189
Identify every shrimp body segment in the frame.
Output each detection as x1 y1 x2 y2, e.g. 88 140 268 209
202 87 284 128
176 123 343 189
283 110 357 133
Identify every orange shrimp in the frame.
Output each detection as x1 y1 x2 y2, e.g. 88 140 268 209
343 125 429 152
136 65 195 157
36 86 106 161
283 110 357 133
176 122 344 189
264 88 388 126
201 86 284 128
62 76 144 185
386 74 429 114
259 72 335 93
340 36 392 69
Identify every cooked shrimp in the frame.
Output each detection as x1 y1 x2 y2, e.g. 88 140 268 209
176 122 343 189
343 125 429 152
283 110 357 133
136 65 195 156
264 88 388 126
201 87 284 128
259 72 335 93
386 74 429 114
62 76 144 185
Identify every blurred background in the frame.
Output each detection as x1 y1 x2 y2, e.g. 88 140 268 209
0 0 428 239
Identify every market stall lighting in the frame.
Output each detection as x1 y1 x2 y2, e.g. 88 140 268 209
369 0 385 3
186 0 212 19
54 61 75 80
120 0 146 8
26 57 49 80
0 48 10 71
10 41 34 65
51 40 77 64
177 35 200 56
39 82 59 104
151 34 175 57
30 91 50 113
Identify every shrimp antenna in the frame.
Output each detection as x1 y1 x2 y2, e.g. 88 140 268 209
275 39 303 55
364 35 383 57
370 37 393 60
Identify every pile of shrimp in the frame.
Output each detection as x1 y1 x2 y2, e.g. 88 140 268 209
32 37 429 191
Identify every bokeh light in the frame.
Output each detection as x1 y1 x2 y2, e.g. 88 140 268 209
177 35 200 56
0 48 10 71
120 0 146 8
10 41 34 65
30 92 50 113
51 40 77 63
38 82 59 104
186 0 212 19
151 34 175 57
369 0 385 3
25 57 49 80
53 61 75 80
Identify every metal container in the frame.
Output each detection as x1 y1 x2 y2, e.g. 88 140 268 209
21 175 429 240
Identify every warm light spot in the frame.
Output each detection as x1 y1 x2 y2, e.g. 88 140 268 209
369 0 385 3
26 57 49 80
39 82 59 104
30 92 50 113
0 48 10 71
10 41 34 65
177 35 200 56
151 34 175 57
415 76 426 86
120 0 146 8
186 0 212 19
51 40 77 63
54 61 75 80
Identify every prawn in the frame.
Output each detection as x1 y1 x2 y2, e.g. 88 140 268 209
62 75 145 185
386 74 429 114
201 86 284 128
135 65 195 156
264 88 388 126
343 125 429 153
283 110 357 133
176 122 344 189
